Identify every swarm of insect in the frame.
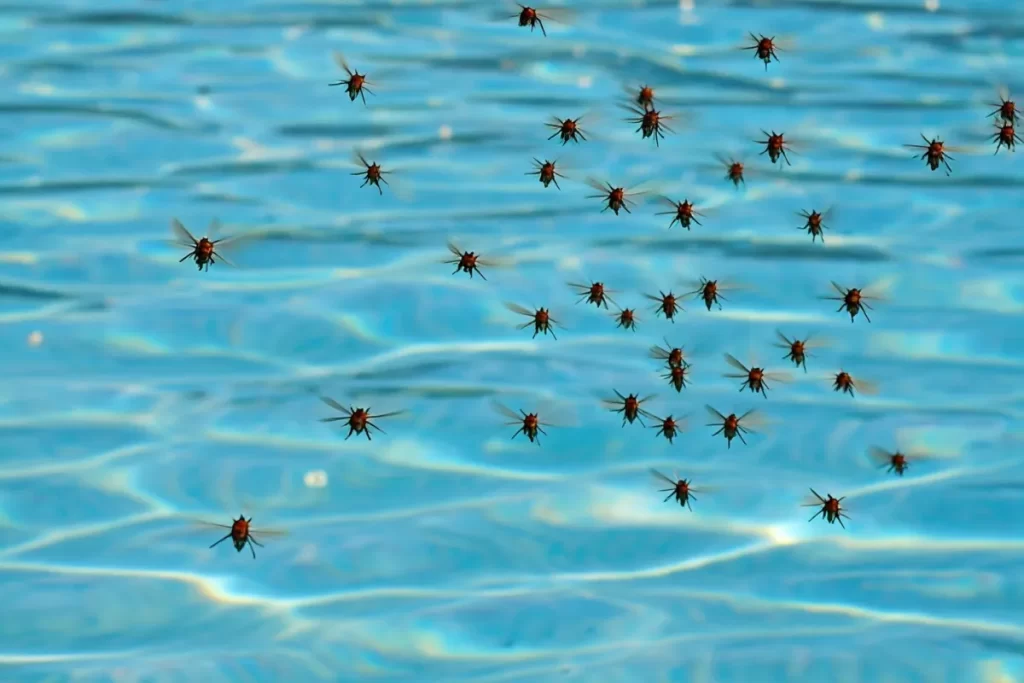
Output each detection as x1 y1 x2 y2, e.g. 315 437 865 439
773 330 826 373
649 413 687 444
645 290 683 322
992 122 1021 154
830 370 878 397
602 390 655 427
651 469 708 510
172 218 237 271
622 103 675 147
686 277 734 312
352 152 391 195
756 129 793 166
319 396 404 440
527 158 565 188
585 178 643 215
803 489 849 529
798 208 832 243
329 52 373 104
613 307 638 331
822 281 879 323
714 154 747 188
868 445 934 477
506 302 559 339
723 354 791 398
205 515 286 559
547 115 588 145
568 281 616 309
988 90 1019 124
905 134 954 175
492 400 554 444
444 241 493 280
743 33 781 70
656 196 704 230
705 405 758 448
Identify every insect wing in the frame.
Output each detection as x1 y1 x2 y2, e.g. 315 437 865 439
491 399 525 423
649 468 677 487
504 302 538 318
171 218 198 246
723 353 750 374
319 395 351 416
445 240 465 258
867 446 897 467
850 375 880 395
704 404 728 422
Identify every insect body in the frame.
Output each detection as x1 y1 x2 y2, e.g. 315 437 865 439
773 330 821 373
824 281 875 323
527 158 564 188
207 515 284 559
514 4 550 35
705 405 757 448
645 290 682 322
602 390 655 427
352 153 390 194
988 92 1018 124
868 446 931 476
656 196 703 230
798 208 831 243
506 303 558 339
329 53 373 104
493 401 552 444
662 364 690 392
650 414 684 443
547 115 587 145
651 470 702 510
992 123 1021 154
586 178 641 215
568 281 616 309
650 339 689 369
756 129 792 165
688 277 727 311
628 84 656 111
445 241 489 279
716 155 746 187
172 218 235 271
723 354 789 398
804 489 849 528
613 307 638 331
831 370 877 397
905 134 954 174
319 397 403 440
623 104 674 147
744 33 780 70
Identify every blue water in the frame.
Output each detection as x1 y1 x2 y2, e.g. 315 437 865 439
1 0 1023 680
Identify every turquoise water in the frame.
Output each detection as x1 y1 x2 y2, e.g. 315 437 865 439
2 0 1024 681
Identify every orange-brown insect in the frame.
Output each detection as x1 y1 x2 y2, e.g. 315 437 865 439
868 446 933 477
651 469 703 510
705 405 757 448
613 307 638 331
445 241 490 280
493 400 553 444
319 396 404 440
172 218 236 272
506 302 558 339
798 208 831 243
662 364 690 392
988 91 1018 124
650 338 689 369
512 4 551 36
823 281 876 323
905 134 954 175
715 154 746 188
992 122 1021 154
804 489 849 529
831 370 877 397
687 277 727 311
723 354 789 398
650 414 685 443
743 33 780 71
568 281 616 309
602 390 655 427
645 290 683 322
623 104 675 147
586 178 642 215
352 153 390 195
656 196 703 230
756 129 792 165
627 84 656 111
773 330 822 373
527 158 565 188
206 515 285 559
547 115 587 145
329 53 373 104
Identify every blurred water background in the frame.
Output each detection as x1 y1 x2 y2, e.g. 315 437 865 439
1 0 1023 681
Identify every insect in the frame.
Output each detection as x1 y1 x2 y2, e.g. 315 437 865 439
823 281 877 323
613 307 638 331
645 290 683 322
798 208 832 243
319 396 404 440
987 90 1018 124
206 515 286 559
329 53 373 104
626 84 656 111
650 338 689 369
743 33 780 70
868 446 932 477
715 154 746 188
656 196 704 230
506 302 558 339
172 218 236 271
622 104 675 147
444 241 491 280
756 129 792 165
723 354 790 398
568 281 616 309
662 364 690 392
687 277 729 311
602 390 655 427
804 489 849 529
527 158 565 188
650 414 685 444
905 134 954 175
547 115 588 145
352 152 390 195
512 4 552 36
651 469 703 510
586 178 642 215
773 330 824 373
992 122 1021 154
831 370 878 397
493 400 553 444
705 405 757 448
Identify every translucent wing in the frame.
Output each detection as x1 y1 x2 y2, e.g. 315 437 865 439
171 218 197 246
